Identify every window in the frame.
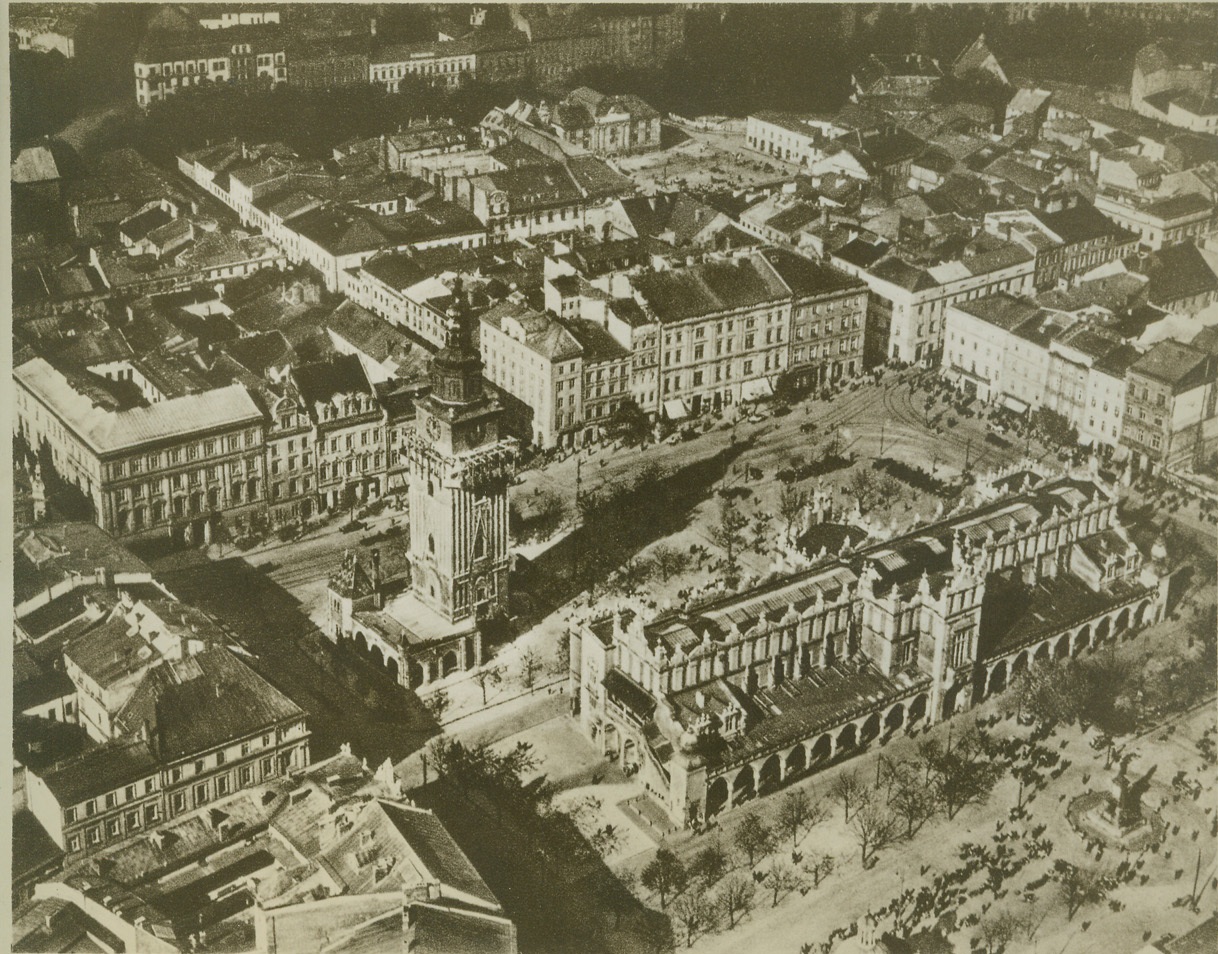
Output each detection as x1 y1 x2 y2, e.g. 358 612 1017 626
85 800 96 817
195 759 205 774
107 818 122 837
217 776 231 796
194 783 209 805
126 811 141 830
172 792 186 813
171 767 183 783
88 827 102 845
261 757 274 777
68 836 81 852
65 807 77 824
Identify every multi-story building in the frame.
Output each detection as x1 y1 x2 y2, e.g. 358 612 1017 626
1093 191 1216 250
27 633 308 856
1130 39 1218 134
745 112 848 167
833 233 1036 365
943 294 1139 452
263 389 318 526
134 27 286 107
1121 339 1218 473
985 202 1139 290
292 355 387 513
550 88 662 155
286 35 370 89
370 39 477 91
480 297 584 449
571 470 1165 827
14 357 267 543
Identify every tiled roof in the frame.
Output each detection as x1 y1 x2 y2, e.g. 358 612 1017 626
293 353 373 405
114 646 304 761
952 293 1040 331
1129 339 1212 388
37 737 160 805
1125 241 1218 306
631 253 790 323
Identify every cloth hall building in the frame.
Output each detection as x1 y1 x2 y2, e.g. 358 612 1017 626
570 467 1167 827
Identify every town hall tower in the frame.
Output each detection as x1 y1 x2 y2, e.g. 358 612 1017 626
405 281 516 629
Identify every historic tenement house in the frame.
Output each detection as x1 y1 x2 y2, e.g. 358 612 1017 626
570 467 1167 827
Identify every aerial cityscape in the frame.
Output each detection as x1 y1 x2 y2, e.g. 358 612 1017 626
8 3 1218 953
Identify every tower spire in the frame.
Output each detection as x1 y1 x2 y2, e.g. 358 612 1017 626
430 276 484 405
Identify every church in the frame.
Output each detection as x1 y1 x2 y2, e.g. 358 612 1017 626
326 282 517 690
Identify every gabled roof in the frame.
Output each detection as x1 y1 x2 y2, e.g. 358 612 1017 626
1129 339 1213 389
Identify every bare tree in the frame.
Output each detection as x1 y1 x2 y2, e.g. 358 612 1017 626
890 768 938 838
651 542 691 581
519 650 544 694
850 797 898 865
977 911 1024 954
778 485 808 540
847 469 877 513
733 811 775 868
876 472 904 504
472 664 504 705
424 689 451 725
830 769 867 822
765 858 801 907
672 893 715 948
802 853 835 889
1052 860 1112 921
776 788 824 851
718 873 756 929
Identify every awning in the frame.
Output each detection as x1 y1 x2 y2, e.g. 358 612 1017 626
741 377 774 401
663 398 690 421
1001 395 1029 414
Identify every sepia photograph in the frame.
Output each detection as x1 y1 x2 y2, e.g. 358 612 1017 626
7 2 1218 952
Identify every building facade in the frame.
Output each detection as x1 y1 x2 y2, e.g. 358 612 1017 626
570 470 1165 827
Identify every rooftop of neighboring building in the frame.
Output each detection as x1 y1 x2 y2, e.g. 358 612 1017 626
563 316 631 363
630 252 791 323
325 299 415 366
11 895 122 954
15 357 264 455
113 645 305 762
1124 241 1218 304
1140 191 1214 220
36 735 160 806
1158 916 1218 954
1032 200 1138 245
12 809 64 884
13 522 151 607
292 353 374 405
480 298 583 361
1129 338 1213 388
951 292 1041 331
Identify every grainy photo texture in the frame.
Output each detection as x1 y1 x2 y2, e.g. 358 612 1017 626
8 3 1218 953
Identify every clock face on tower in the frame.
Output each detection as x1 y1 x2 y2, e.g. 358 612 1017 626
425 417 442 441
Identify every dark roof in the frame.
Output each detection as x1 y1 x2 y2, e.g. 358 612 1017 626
222 331 295 378
1163 916 1218 954
953 293 1040 331
37 737 160 805
1141 192 1213 221
604 669 656 721
1129 339 1214 389
293 353 372 405
871 256 938 292
14 645 77 713
1033 201 1136 245
113 647 304 761
1125 242 1218 306
380 801 500 906
630 254 789 323
758 247 865 298
410 903 516 954
12 809 64 883
563 318 630 362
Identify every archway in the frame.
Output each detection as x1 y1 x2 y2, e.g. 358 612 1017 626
1095 616 1111 644
908 694 928 725
786 745 806 778
1011 652 1028 677
758 754 782 795
355 633 368 655
1033 642 1051 667
623 738 638 772
837 723 857 752
987 660 1008 697
387 657 400 682
1054 636 1070 661
371 645 384 670
811 734 833 764
442 651 459 676
885 703 905 734
1115 607 1130 636
732 764 756 805
706 777 728 818
942 682 966 717
603 723 619 757
1137 600 1154 627
1073 625 1091 656
860 713 882 746
409 662 425 689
